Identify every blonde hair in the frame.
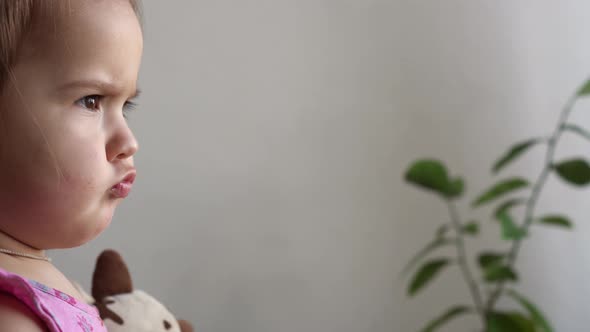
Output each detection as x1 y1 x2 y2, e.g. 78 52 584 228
0 0 142 91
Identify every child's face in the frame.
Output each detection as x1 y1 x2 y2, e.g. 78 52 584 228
0 1 143 249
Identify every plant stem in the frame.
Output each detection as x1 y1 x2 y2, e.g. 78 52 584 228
485 95 578 313
446 200 486 324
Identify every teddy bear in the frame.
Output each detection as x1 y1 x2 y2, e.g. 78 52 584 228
75 249 194 332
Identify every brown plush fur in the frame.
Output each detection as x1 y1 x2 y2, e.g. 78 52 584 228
92 250 131 324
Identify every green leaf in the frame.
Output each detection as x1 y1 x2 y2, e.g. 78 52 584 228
408 258 451 296
462 221 479 235
404 160 449 195
472 178 529 207
446 178 465 198
401 238 454 276
486 311 536 332
553 158 590 186
537 215 573 229
497 211 527 240
420 306 472 332
493 139 540 173
493 198 527 219
507 289 554 332
577 78 590 96
404 159 463 198
484 264 518 282
478 252 504 269
562 123 590 141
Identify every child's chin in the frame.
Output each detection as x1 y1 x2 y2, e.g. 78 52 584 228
89 216 113 240
68 218 113 248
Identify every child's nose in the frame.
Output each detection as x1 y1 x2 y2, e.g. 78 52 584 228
106 121 139 162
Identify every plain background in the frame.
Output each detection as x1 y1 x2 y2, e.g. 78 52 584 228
53 1 590 331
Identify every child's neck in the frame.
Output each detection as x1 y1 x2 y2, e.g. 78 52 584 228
0 231 85 303
0 230 46 260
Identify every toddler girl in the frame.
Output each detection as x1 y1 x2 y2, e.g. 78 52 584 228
0 0 143 330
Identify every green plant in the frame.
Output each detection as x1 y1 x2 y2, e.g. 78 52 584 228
402 78 590 332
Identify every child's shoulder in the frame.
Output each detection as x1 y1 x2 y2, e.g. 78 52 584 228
0 292 46 332
0 267 107 332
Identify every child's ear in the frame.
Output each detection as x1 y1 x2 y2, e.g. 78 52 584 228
178 319 194 332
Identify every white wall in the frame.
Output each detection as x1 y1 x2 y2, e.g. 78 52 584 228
54 1 590 331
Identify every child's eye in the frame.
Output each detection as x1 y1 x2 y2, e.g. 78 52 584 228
76 95 102 111
76 95 138 119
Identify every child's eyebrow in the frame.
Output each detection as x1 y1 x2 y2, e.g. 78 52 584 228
57 79 141 99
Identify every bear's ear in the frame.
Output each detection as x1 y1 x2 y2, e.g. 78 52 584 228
178 319 194 332
91 249 133 301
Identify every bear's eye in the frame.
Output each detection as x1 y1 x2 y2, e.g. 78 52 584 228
163 320 172 330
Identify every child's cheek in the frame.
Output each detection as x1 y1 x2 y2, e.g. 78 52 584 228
58 147 105 192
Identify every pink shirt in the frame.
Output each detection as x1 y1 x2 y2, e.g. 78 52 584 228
0 267 106 332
